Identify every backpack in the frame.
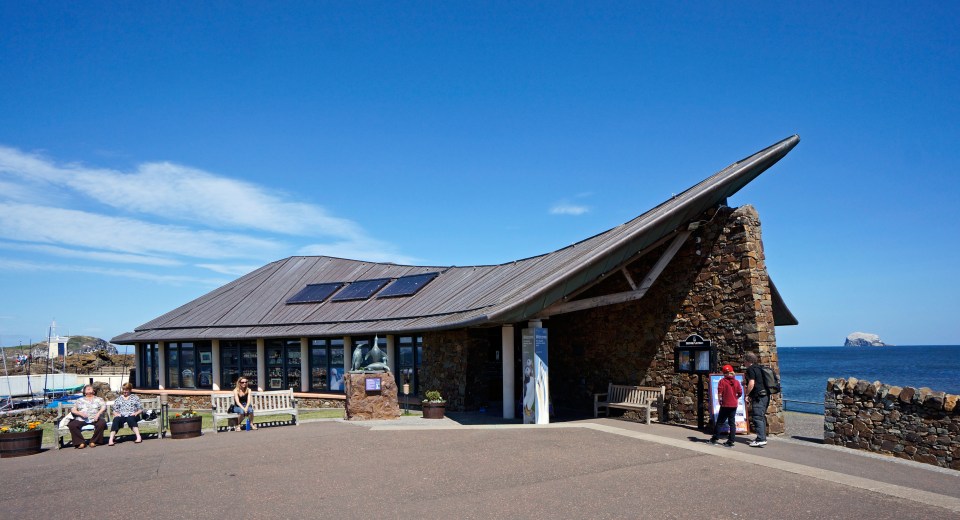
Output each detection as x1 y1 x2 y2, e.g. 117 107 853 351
759 365 781 395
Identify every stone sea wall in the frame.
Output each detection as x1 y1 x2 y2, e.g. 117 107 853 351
0 407 60 426
824 377 960 470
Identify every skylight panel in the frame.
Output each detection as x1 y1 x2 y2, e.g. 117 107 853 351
377 272 439 298
330 278 390 301
285 283 343 304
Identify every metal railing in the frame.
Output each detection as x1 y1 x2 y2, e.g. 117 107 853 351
782 398 823 414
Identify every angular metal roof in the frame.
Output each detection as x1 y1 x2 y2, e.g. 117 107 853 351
113 135 800 343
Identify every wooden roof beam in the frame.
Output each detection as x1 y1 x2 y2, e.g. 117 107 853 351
537 230 690 317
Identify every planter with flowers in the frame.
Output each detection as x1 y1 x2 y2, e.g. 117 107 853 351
168 408 202 439
421 390 446 419
0 419 44 458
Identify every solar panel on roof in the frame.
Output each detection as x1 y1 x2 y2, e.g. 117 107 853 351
285 283 343 304
377 272 439 298
330 278 390 301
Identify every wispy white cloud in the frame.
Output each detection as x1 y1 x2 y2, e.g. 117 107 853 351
549 203 590 216
0 145 414 284
0 258 228 286
0 146 362 237
0 242 182 267
0 203 284 259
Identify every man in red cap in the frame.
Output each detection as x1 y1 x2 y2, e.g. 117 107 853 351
709 364 743 447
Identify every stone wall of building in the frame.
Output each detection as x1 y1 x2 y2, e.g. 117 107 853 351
415 205 784 430
420 329 492 411
824 377 960 469
548 205 784 432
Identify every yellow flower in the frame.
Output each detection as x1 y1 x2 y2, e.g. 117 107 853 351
0 427 8 433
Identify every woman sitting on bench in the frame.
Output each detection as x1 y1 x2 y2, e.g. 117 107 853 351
232 378 256 430
68 384 107 449
108 382 143 445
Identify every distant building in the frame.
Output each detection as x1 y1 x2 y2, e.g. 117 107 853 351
47 321 69 359
113 136 800 432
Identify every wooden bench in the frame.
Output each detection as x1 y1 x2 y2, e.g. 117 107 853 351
593 384 665 424
211 389 298 432
56 397 164 449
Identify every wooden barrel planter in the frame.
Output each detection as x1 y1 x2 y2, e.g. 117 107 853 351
168 416 202 439
422 402 446 419
0 429 43 458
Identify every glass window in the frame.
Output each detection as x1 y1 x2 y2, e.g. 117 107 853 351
221 340 258 390
140 343 159 389
330 339 344 391
241 344 258 389
398 336 423 396
310 339 329 390
377 272 439 298
330 279 390 301
166 347 179 389
287 346 302 390
163 341 210 389
286 282 343 304
265 339 301 391
309 338 346 392
197 343 213 389
180 342 196 389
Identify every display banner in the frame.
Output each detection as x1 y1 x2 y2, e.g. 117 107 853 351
709 373 748 434
521 327 549 424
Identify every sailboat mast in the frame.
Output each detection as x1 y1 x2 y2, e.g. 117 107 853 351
1 341 13 410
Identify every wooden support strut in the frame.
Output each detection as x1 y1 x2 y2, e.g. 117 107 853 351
538 230 691 317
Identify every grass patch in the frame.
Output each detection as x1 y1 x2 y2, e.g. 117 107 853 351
42 407 417 446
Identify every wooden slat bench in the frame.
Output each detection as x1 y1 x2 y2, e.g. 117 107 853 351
593 384 665 424
211 389 298 432
56 397 164 449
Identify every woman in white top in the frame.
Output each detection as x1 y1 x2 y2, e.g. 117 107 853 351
108 382 143 445
68 385 107 449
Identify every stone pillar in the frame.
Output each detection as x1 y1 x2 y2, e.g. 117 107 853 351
211 339 221 391
344 371 400 420
502 324 515 419
300 337 309 392
386 335 397 373
256 338 266 392
157 341 166 390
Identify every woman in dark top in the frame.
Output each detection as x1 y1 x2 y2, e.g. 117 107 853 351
232 378 256 430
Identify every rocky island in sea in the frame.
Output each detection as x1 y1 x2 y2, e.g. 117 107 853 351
844 332 891 347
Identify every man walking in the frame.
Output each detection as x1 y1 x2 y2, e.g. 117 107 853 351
743 352 768 447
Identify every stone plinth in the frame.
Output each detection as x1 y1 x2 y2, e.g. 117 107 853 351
344 372 401 420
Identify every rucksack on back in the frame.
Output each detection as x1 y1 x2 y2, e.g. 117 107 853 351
760 365 781 394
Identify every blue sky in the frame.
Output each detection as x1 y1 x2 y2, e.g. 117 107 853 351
1 2 957 348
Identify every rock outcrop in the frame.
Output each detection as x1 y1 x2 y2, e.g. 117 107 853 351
844 332 890 347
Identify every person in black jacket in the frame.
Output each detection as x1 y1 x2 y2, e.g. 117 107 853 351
743 352 768 447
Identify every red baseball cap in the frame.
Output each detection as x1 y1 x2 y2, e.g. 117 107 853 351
721 364 734 373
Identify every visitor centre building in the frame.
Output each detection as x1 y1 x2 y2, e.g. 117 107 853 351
113 135 800 431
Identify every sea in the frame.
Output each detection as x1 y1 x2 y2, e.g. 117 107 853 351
778 345 960 414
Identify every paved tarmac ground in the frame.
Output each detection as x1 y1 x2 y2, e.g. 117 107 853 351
1 415 958 520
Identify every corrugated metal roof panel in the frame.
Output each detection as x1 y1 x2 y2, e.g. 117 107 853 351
113 136 800 344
